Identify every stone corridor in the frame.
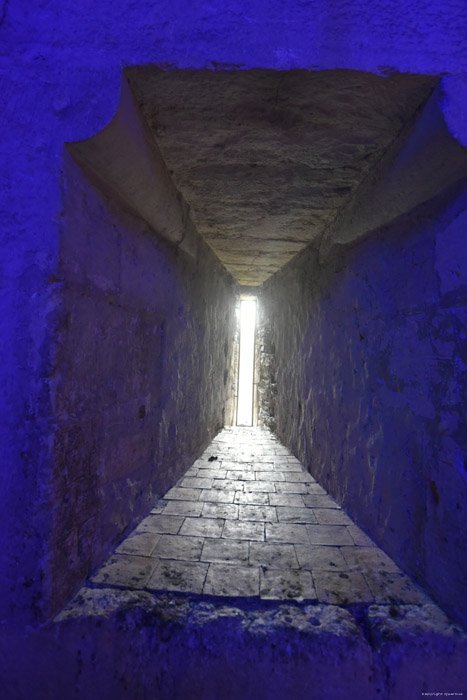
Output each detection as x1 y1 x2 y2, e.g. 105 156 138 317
90 427 429 606
46 428 465 700
3 3 467 696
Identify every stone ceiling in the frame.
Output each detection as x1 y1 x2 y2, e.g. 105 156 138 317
127 68 435 286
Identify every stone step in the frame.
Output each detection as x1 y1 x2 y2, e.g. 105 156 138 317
23 588 467 699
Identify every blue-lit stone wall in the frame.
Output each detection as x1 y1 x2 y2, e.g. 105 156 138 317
261 180 467 626
1 0 466 625
43 153 236 617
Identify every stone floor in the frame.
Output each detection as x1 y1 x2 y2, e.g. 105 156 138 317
91 427 429 606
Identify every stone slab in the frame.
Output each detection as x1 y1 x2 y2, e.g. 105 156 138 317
234 491 270 505
115 533 160 557
152 535 204 562
91 555 156 589
179 517 225 538
249 542 299 570
260 569 316 601
204 564 260 597
306 525 354 546
238 505 278 522
163 500 204 517
313 571 374 605
147 560 208 594
201 539 250 565
136 515 184 535
223 520 265 542
266 523 310 544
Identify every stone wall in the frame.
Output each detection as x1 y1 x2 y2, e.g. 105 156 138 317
2 0 467 636
260 180 467 627
47 153 237 617
256 299 277 429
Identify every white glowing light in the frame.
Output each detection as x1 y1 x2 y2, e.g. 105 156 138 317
236 299 256 426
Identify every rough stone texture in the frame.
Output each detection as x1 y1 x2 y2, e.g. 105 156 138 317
69 77 200 258
256 298 277 429
2 589 466 700
2 0 467 630
129 68 435 285
260 180 467 628
47 152 237 617
319 85 467 261
1 2 467 696
368 603 467 697
88 426 437 607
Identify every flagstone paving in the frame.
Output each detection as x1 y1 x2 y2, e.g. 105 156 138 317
91 427 430 605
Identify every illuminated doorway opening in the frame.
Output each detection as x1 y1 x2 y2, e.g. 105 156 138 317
236 297 257 426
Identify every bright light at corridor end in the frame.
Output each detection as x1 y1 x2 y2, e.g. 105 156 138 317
236 298 257 426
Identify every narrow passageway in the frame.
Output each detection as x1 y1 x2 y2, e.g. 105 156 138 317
51 428 464 700
4 4 467 697
91 427 427 605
